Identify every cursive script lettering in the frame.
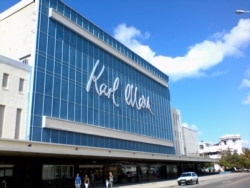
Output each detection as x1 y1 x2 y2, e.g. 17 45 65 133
86 60 119 107
86 60 153 113
125 84 152 113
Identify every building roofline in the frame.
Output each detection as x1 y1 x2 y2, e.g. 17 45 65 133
0 0 34 21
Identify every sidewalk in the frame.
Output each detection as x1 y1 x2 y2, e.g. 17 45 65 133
114 172 236 188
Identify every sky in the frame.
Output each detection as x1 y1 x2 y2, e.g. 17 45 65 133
1 0 250 148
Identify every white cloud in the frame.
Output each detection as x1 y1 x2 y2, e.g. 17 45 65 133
242 93 250 105
240 66 250 105
240 78 250 88
113 19 250 81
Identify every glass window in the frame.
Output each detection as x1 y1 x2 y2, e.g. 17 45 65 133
61 81 68 100
68 102 74 121
44 96 52 116
68 82 75 102
42 165 54 180
53 76 61 98
59 131 66 144
52 98 60 117
45 74 53 95
14 108 22 139
34 93 44 115
19 78 24 92
36 71 45 93
2 73 9 88
60 100 67 119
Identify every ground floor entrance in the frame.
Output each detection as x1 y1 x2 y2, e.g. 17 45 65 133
0 155 212 188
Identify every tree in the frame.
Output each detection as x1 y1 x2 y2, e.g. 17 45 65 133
219 148 250 170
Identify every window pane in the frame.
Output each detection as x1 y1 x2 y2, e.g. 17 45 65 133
15 108 22 139
2 73 9 88
19 78 24 92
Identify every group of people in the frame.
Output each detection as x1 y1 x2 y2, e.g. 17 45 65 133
75 171 113 188
75 173 90 188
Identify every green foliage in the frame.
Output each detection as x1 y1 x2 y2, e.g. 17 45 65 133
219 148 250 169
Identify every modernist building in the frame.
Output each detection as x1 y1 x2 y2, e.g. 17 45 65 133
199 134 243 159
171 108 185 156
0 0 216 187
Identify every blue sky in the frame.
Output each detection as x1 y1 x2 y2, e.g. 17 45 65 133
1 0 250 148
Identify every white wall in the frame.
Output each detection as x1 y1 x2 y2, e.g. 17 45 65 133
182 126 199 157
0 56 31 140
0 1 36 63
171 108 185 156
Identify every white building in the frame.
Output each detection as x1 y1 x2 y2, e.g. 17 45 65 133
0 55 31 140
171 108 185 156
171 108 199 157
182 126 199 157
199 134 243 159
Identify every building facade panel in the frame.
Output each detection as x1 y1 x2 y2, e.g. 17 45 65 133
0 1 219 187
25 0 174 154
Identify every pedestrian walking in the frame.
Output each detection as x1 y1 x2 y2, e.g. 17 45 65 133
75 173 81 188
84 174 90 188
109 172 113 188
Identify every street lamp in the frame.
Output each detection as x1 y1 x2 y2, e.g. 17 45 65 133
235 10 250 14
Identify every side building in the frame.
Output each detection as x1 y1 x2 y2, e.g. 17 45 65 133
199 134 243 159
171 108 185 156
0 55 31 140
0 0 216 187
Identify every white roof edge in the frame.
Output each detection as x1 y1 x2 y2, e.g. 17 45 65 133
0 0 34 21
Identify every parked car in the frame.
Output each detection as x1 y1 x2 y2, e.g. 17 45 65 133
177 172 199 186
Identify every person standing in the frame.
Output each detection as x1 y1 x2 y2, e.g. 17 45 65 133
109 172 113 188
75 173 81 188
84 174 90 188
90 171 95 187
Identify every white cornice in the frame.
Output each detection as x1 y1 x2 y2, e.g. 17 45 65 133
48 8 168 88
42 116 173 147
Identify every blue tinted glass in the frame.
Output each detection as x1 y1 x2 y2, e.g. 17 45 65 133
63 44 69 62
45 74 53 95
68 82 75 102
32 127 41 141
40 14 48 33
74 133 80 145
75 104 81 122
59 131 66 144
51 129 59 143
42 129 50 142
44 96 52 115
37 54 46 70
62 64 69 78
52 98 60 117
55 41 62 60
53 76 61 98
61 81 68 100
68 102 74 121
38 32 47 54
60 100 67 118
67 132 73 145
69 67 75 81
34 94 44 115
35 71 45 93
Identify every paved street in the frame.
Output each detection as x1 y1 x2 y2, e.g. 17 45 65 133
114 172 243 188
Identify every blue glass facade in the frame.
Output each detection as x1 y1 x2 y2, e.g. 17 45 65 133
30 0 174 154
